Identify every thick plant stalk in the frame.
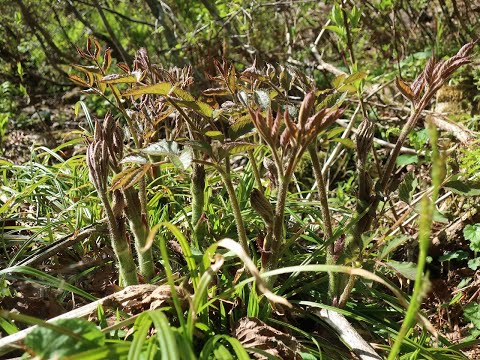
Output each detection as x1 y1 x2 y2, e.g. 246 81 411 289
191 163 206 247
105 191 138 285
308 143 336 299
123 188 154 282
218 160 249 255
86 141 138 285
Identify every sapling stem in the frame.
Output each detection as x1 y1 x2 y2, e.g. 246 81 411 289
191 163 206 248
248 149 263 193
308 143 336 298
123 188 154 281
218 159 250 255
99 191 138 285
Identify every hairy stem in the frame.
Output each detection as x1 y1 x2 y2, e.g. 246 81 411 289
218 161 249 255
191 163 206 248
308 144 337 299
123 188 154 281
248 149 263 192
98 192 138 285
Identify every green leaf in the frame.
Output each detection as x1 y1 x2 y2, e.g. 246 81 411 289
444 180 480 196
171 86 195 101
398 172 418 203
333 138 355 149
122 82 172 97
464 224 480 252
468 257 480 270
439 250 469 262
222 141 257 155
396 154 418 166
24 319 104 359
387 260 417 280
323 25 345 36
229 115 254 140
464 303 480 330
205 130 225 141
300 353 318 360
332 74 346 89
345 71 367 83
331 3 343 25
175 99 213 117
326 126 344 139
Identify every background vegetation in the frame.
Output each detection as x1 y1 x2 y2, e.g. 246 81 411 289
1 0 480 359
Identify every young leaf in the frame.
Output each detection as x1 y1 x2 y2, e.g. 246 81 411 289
111 165 151 191
342 70 365 84
254 90 271 110
71 64 102 74
398 172 418 204
122 82 172 97
171 86 195 101
174 100 213 118
68 74 90 88
102 48 112 72
141 140 193 170
464 303 480 330
395 76 415 101
100 70 144 84
464 224 480 252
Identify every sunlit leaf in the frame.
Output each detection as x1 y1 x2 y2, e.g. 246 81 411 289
100 70 144 84
203 87 231 96
345 71 367 83
111 165 151 191
71 64 102 75
120 155 148 165
141 140 193 170
222 142 256 155
171 86 195 101
68 74 90 88
332 74 346 89
122 82 171 97
464 224 480 252
174 100 213 118
254 90 270 110
205 131 224 141
333 138 355 149
395 76 414 101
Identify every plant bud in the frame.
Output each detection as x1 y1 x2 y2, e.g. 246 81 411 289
356 118 375 164
250 188 274 225
298 90 316 128
103 112 115 139
94 119 103 142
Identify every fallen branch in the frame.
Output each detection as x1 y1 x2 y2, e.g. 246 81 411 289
313 308 382 360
